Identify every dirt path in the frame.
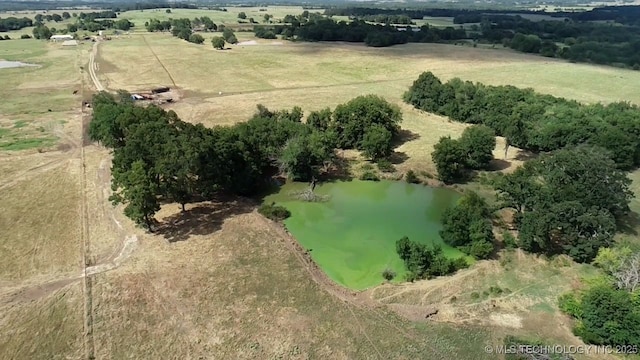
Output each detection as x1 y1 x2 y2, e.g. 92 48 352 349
89 42 104 92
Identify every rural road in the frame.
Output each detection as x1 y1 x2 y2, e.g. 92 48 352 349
88 42 104 91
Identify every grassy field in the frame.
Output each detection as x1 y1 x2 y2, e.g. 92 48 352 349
0 39 85 152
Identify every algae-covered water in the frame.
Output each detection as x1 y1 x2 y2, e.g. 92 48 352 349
264 180 465 290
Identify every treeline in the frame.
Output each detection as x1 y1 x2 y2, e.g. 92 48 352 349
358 14 414 25
89 92 402 229
464 15 640 67
112 2 198 12
0 17 32 31
323 6 638 24
321 7 640 68
146 17 218 44
404 72 640 170
292 18 465 47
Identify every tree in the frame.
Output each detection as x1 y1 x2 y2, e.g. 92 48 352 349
361 124 393 160
62 12 70 19
222 28 238 44
166 9 172 13
114 19 133 31
52 14 62 22
396 236 467 280
263 14 273 23
307 108 332 131
32 25 52 40
189 33 204 44
238 12 247 19
579 285 640 347
440 191 494 259
110 160 160 230
211 36 225 49
458 125 495 169
332 94 402 149
432 136 465 183
403 71 446 113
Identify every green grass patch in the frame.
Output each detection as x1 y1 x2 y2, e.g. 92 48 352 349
0 137 56 151
13 120 28 128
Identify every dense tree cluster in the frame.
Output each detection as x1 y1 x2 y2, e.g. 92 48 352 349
0 17 32 31
88 91 403 228
146 16 217 33
254 26 276 39
145 18 205 44
494 146 631 262
291 18 465 48
32 25 52 39
396 236 468 281
440 192 495 259
432 125 495 183
405 72 640 170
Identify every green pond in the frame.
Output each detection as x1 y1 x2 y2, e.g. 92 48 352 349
264 180 466 290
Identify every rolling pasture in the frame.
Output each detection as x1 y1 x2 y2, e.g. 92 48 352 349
1 6 640 358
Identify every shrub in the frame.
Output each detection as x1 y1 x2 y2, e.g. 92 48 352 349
558 293 582 318
20 34 31 39
258 202 291 221
405 169 419 183
470 292 480 299
376 159 395 173
359 170 380 181
502 231 517 249
382 268 396 281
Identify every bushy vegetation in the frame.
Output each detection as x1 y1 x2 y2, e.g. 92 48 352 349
258 203 291 221
396 236 467 281
404 170 419 184
89 91 403 229
406 72 640 170
440 192 495 259
558 246 640 348
432 125 495 183
494 146 631 262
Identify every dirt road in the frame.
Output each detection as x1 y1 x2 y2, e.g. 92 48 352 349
88 42 104 92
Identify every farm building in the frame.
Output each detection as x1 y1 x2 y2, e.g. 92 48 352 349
50 34 73 42
62 40 78 46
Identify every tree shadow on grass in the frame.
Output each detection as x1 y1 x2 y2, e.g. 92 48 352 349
617 211 640 236
388 151 409 165
393 128 421 147
514 150 538 162
487 159 511 171
156 197 256 243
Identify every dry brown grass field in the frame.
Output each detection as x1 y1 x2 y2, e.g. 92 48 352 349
2 21 640 359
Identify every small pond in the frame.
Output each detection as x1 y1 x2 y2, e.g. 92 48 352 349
264 180 467 290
